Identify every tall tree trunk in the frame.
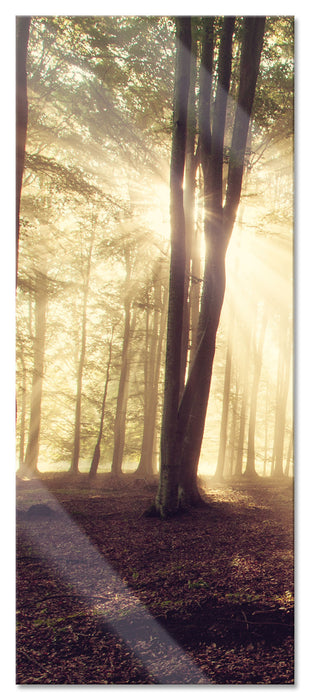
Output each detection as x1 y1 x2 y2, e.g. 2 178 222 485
263 380 269 476
179 17 265 506
227 383 239 477
138 290 153 474
188 166 203 372
215 344 232 481
177 17 235 506
284 429 293 477
89 328 114 482
271 314 292 477
235 387 248 476
156 18 191 517
70 230 94 474
16 16 31 282
111 247 136 477
224 18 266 232
180 19 199 393
111 304 136 476
24 271 48 475
155 17 265 516
244 310 267 478
215 308 235 480
234 319 253 476
149 282 169 473
17 345 27 472
136 276 168 478
177 242 227 504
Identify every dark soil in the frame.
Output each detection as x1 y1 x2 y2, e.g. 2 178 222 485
16 472 294 685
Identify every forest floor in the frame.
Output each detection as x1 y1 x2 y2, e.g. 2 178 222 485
16 472 294 685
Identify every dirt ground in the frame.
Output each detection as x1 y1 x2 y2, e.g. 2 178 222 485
16 473 294 685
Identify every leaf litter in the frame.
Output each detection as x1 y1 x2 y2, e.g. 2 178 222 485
16 473 294 684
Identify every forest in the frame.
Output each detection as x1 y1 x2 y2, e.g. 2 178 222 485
16 15 294 685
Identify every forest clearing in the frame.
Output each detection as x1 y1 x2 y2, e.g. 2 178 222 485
16 473 294 684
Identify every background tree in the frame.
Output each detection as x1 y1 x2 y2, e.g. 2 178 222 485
22 270 48 475
271 311 292 477
89 326 114 481
244 306 267 478
70 223 96 474
215 313 234 481
16 16 31 278
111 247 137 477
136 266 169 478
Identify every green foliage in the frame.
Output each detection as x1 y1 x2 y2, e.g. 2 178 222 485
25 153 100 198
253 17 294 135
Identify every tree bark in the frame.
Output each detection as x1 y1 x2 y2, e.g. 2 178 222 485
180 19 199 394
215 340 233 481
138 289 153 475
155 17 265 516
23 271 48 475
111 307 136 476
224 18 266 233
244 310 267 478
234 318 253 476
284 429 293 477
136 275 168 477
271 314 292 477
70 230 95 474
89 328 114 481
179 17 266 504
176 17 235 506
17 343 27 472
16 17 31 282
111 248 136 476
227 383 239 476
156 18 191 517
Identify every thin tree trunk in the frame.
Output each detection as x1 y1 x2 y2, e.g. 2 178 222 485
284 429 293 477
235 319 253 476
263 380 269 476
149 283 169 472
137 277 168 477
244 311 267 478
136 291 153 476
17 346 27 472
215 348 232 481
227 384 238 477
111 305 136 476
188 161 204 372
224 18 266 232
111 246 136 477
180 19 199 393
70 230 95 474
215 309 235 480
235 387 247 476
16 16 31 282
24 271 48 475
89 328 114 481
272 316 292 477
